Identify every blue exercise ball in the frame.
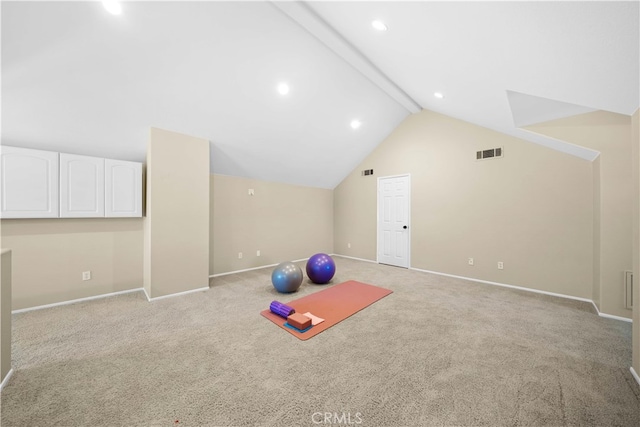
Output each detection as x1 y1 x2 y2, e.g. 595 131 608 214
306 253 336 284
271 261 303 293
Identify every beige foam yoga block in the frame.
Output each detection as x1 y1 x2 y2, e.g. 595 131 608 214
287 313 312 330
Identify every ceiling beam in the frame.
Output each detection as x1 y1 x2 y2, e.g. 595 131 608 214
272 1 422 114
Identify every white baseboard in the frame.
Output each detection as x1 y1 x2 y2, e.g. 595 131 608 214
12 288 144 314
411 267 592 302
599 313 632 323
410 267 632 323
145 286 209 302
211 263 279 278
631 367 640 387
209 257 632 322
210 256 318 278
332 254 377 264
0 368 14 392
590 301 633 323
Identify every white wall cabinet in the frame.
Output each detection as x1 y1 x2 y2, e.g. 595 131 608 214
105 159 142 217
0 146 142 219
60 153 105 218
0 146 59 218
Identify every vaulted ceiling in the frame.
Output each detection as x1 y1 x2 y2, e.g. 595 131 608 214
2 1 638 189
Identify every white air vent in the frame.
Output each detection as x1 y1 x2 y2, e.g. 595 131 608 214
476 147 503 161
625 270 633 309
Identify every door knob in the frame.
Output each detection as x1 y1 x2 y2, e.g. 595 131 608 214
403 225 408 229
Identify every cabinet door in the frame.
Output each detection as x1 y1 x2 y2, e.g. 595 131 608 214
60 153 105 218
0 146 59 218
105 159 142 217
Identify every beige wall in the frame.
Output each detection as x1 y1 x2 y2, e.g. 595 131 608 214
527 111 632 318
592 156 601 308
210 174 333 275
1 218 143 310
334 109 594 299
144 128 209 299
631 108 639 374
1 249 12 384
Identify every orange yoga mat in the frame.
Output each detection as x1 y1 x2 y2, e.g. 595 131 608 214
260 280 393 340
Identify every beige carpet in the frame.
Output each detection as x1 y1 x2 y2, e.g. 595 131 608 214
1 257 639 426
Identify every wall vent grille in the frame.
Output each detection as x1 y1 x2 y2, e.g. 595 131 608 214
361 169 374 176
476 147 503 160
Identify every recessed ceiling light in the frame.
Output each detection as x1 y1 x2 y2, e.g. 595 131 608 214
102 1 122 15
350 120 362 130
434 92 445 99
371 20 388 31
277 83 290 95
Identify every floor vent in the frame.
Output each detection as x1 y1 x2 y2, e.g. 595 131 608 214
625 270 633 309
476 147 503 160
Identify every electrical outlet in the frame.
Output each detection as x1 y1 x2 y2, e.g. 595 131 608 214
257 250 261 257
238 252 243 259
348 243 351 249
248 189 254 196
497 262 504 270
82 271 91 281
468 258 474 266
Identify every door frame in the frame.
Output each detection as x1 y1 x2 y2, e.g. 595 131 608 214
376 173 411 268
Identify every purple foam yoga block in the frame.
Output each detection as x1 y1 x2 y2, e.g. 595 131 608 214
270 300 295 318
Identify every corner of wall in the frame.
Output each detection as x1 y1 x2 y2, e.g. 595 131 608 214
592 155 601 310
631 107 639 373
144 128 210 299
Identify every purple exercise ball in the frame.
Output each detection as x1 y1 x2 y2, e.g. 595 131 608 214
306 253 336 284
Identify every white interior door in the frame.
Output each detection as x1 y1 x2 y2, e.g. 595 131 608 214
377 174 410 268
